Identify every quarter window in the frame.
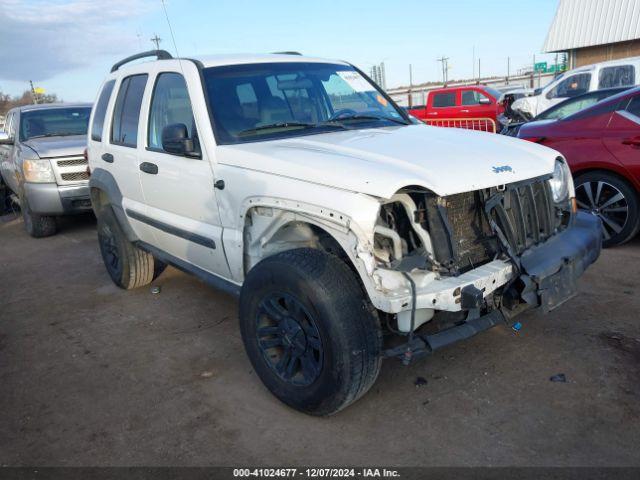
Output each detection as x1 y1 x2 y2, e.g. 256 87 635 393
432 92 456 108
111 74 148 147
148 73 199 153
91 80 115 141
598 65 635 89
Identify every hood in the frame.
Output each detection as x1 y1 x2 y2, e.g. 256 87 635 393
517 119 558 139
217 124 559 198
23 135 87 158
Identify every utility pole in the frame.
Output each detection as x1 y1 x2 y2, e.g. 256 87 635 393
531 54 536 88
477 58 481 84
472 46 475 80
507 57 510 85
150 34 162 50
437 56 449 85
29 80 38 104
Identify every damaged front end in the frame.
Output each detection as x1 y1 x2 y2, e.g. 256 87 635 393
373 172 602 364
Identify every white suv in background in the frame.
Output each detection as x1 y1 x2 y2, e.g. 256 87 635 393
512 56 640 118
88 50 601 415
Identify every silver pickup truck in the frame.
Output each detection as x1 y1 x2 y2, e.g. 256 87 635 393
0 103 93 237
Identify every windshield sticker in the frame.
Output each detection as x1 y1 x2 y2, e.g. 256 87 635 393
376 94 388 107
337 71 373 92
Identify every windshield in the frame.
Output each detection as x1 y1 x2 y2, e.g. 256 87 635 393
202 62 408 144
19 107 91 142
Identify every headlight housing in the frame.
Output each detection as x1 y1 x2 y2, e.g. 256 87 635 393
23 158 55 183
548 158 572 204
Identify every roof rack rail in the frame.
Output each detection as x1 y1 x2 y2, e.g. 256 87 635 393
111 50 173 73
271 51 302 55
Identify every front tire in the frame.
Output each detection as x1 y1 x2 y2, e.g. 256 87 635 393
239 248 382 416
97 207 156 289
20 194 57 238
574 171 640 247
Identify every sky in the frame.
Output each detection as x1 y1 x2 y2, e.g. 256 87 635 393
0 0 561 102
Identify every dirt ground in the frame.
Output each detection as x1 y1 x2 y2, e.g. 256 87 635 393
0 212 639 467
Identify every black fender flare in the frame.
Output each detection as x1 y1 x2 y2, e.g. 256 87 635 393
89 167 138 242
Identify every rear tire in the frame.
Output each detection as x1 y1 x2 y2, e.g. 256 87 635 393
574 171 640 247
97 207 156 289
239 248 382 416
20 194 57 238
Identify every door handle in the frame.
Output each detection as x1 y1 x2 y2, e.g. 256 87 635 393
139 162 158 174
101 153 114 163
622 137 640 148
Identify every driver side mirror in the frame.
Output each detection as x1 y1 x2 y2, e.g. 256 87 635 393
478 97 492 105
0 130 13 145
161 123 199 158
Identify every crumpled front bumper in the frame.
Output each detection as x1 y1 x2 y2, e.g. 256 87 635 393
383 211 602 363
517 210 602 312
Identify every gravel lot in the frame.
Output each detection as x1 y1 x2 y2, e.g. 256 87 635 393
1 212 639 466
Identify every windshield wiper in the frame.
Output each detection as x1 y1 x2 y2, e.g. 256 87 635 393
27 132 80 139
324 114 409 126
237 122 317 136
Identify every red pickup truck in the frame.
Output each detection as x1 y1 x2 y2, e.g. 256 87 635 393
408 85 504 132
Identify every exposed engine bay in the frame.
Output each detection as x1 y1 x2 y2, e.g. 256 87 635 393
374 176 571 277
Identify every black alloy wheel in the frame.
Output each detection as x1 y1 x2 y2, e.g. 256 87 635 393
256 292 323 387
98 221 122 281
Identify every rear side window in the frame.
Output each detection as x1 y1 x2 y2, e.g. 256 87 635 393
111 74 148 147
432 92 456 107
598 65 635 89
91 80 115 141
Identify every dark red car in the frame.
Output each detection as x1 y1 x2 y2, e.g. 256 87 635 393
518 87 640 246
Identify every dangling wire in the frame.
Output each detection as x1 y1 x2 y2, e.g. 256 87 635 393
160 0 180 58
160 0 187 79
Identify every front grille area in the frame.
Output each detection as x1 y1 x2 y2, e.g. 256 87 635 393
418 176 567 274
61 171 89 181
57 158 87 167
51 155 89 185
487 179 561 255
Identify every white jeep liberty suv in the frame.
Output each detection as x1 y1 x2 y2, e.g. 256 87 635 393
88 51 602 415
